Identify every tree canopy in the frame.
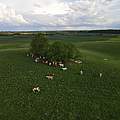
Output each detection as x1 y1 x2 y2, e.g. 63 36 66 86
30 33 48 56
30 33 79 62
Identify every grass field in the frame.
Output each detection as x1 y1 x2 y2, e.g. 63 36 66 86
0 33 120 120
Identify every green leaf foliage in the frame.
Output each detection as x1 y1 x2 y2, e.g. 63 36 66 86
30 33 79 62
31 33 49 56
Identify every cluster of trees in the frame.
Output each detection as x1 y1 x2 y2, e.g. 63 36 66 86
30 33 79 63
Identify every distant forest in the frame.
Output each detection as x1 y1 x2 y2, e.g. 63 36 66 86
0 29 120 36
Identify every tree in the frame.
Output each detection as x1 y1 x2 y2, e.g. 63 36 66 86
50 41 65 62
30 33 48 56
30 33 79 63
48 41 78 62
66 43 79 59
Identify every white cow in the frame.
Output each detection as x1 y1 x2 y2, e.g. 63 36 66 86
43 57 45 59
104 59 108 61
59 63 64 67
61 67 67 71
100 73 102 78
80 70 83 75
35 58 39 63
33 87 40 92
55 62 58 66
45 61 48 64
49 62 52 66
46 76 54 80
75 60 82 64
31 54 34 58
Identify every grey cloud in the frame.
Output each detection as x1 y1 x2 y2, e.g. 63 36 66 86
0 0 120 31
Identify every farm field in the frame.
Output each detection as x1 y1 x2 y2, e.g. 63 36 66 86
0 33 120 120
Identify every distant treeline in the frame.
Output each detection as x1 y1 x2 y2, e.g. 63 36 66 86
45 30 120 35
0 29 120 36
85 30 120 34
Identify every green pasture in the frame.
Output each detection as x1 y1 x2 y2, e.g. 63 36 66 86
0 34 120 120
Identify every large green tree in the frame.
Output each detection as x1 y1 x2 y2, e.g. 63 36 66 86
30 33 79 63
48 41 78 62
30 33 48 56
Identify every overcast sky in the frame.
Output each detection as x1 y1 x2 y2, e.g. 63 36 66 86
0 0 120 31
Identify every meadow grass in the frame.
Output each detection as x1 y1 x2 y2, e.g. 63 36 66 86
78 41 120 59
0 34 120 120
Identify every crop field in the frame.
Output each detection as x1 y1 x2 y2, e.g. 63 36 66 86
0 33 120 120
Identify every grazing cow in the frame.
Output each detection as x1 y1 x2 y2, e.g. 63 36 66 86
45 61 48 64
49 62 52 66
35 58 39 63
55 62 58 66
104 59 108 61
52 61 55 65
33 87 40 92
100 73 102 78
75 60 82 64
46 76 54 80
27 53 29 57
42 61 45 63
46 73 54 80
80 70 83 75
31 54 34 58
61 67 67 71
59 63 64 67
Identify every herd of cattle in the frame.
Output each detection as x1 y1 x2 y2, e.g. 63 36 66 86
27 53 66 68
27 53 84 93
27 53 104 93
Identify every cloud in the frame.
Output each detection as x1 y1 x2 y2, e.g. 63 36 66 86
0 0 120 30
33 0 69 15
27 0 115 28
0 3 28 26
